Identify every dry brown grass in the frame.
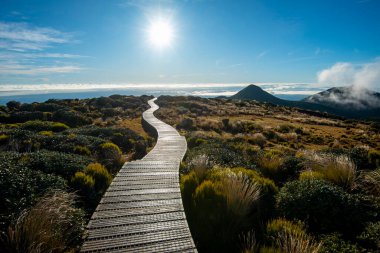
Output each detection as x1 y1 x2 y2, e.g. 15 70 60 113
1 191 84 253
275 231 322 253
219 172 261 218
356 169 380 196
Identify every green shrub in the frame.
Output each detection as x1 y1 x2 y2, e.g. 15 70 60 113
0 151 66 230
368 150 380 168
52 109 91 127
73 145 91 156
71 172 95 198
52 122 70 132
192 180 229 252
0 134 9 145
357 222 380 250
97 142 124 173
20 120 69 132
180 171 200 212
319 234 362 253
84 163 112 192
27 151 93 179
276 179 380 237
39 130 53 136
177 118 194 130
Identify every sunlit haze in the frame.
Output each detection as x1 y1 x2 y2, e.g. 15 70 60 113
147 18 174 49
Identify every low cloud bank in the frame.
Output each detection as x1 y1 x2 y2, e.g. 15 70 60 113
315 58 380 109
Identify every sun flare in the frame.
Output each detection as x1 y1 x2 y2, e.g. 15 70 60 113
147 19 174 49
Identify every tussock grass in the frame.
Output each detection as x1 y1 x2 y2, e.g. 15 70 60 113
188 154 213 180
219 172 261 218
264 218 321 253
239 230 259 253
356 169 380 196
1 190 84 253
275 231 321 253
302 151 357 190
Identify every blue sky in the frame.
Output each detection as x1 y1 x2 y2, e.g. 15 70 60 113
0 0 380 92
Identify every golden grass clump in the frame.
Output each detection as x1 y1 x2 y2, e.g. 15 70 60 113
218 172 261 218
302 151 357 190
275 230 321 253
1 190 84 253
264 218 321 253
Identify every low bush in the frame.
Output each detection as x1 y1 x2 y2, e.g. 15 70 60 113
73 145 91 156
0 152 66 230
276 179 380 237
39 130 53 136
97 142 124 173
319 234 362 253
71 172 96 200
357 221 380 250
27 151 93 179
368 150 380 168
20 120 69 132
84 163 112 192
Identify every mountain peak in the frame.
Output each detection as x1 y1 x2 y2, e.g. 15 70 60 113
303 86 380 110
230 84 283 104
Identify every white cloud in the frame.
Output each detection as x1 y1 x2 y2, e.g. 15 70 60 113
0 21 83 78
317 58 380 91
0 64 81 75
0 22 71 51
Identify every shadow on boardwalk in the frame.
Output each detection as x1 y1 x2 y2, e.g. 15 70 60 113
81 98 197 252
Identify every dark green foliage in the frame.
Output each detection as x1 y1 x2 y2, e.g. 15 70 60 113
357 222 380 250
6 101 21 110
26 151 93 179
52 109 91 127
69 125 145 153
0 152 66 229
19 102 68 112
19 120 69 132
368 150 380 168
84 163 112 193
71 172 97 207
0 111 47 123
177 118 195 130
96 142 124 173
276 179 380 238
319 234 362 253
276 156 304 184
185 141 250 168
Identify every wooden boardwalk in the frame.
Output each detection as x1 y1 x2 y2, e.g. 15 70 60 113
81 98 197 252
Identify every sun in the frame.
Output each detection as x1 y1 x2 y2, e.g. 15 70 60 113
147 18 174 49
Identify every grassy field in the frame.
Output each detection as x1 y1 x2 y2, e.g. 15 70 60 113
156 96 380 253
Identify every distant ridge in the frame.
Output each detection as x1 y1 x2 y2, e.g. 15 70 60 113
229 84 380 120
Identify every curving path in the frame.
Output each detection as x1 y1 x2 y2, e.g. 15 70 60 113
81 98 197 252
